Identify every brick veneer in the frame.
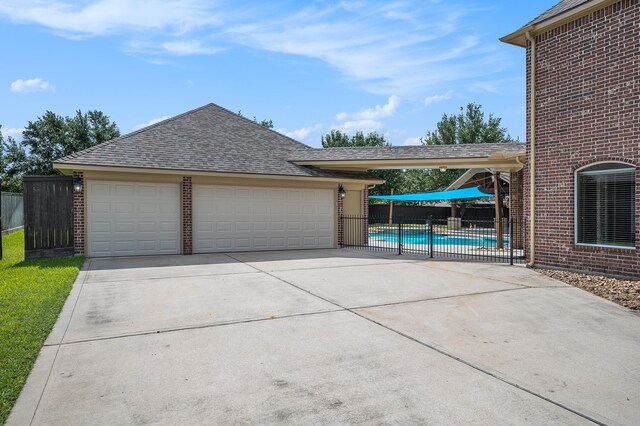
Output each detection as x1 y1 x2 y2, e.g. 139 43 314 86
182 176 193 255
524 0 640 277
73 171 85 255
509 170 524 249
337 187 344 247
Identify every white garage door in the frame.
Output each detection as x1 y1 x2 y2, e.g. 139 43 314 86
193 185 334 253
87 181 181 257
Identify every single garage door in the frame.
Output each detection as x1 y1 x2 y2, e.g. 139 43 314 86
87 181 181 257
193 185 334 253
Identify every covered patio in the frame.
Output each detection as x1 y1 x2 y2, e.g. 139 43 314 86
289 142 526 257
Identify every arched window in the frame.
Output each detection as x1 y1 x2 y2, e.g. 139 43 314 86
576 162 635 248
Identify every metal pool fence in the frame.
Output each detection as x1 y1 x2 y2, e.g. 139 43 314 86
341 215 525 264
1 192 24 232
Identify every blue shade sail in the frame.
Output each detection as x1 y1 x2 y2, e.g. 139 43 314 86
368 186 493 201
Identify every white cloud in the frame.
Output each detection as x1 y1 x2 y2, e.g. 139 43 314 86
10 78 53 93
334 119 382 133
128 39 223 56
336 96 400 121
423 90 454 107
0 2 509 95
133 116 170 130
469 77 523 94
402 136 423 146
1 127 24 138
279 124 323 141
161 40 222 56
0 0 220 37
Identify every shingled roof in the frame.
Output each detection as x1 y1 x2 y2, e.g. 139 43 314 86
54 103 376 181
288 143 525 163
500 0 596 47
528 0 591 25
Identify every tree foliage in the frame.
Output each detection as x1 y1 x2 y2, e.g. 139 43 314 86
237 110 274 129
320 130 401 196
412 103 513 193
319 104 513 204
1 110 120 192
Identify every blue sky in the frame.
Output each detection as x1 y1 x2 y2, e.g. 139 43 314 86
0 1 557 147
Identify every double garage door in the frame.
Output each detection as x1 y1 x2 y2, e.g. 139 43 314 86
87 182 334 257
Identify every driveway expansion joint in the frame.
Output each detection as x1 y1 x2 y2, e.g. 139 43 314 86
84 269 262 284
224 252 608 426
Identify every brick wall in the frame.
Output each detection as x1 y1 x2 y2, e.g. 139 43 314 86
182 176 193 255
525 0 640 277
509 170 524 249
73 171 85 255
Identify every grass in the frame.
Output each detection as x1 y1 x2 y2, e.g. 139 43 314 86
0 230 84 424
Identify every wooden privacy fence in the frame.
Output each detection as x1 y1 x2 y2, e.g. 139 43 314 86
1 191 24 232
23 176 74 259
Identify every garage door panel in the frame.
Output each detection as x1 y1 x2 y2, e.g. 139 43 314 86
193 185 334 253
87 181 180 257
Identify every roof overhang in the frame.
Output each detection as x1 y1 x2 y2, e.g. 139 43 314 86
53 163 385 185
290 154 525 173
500 0 618 47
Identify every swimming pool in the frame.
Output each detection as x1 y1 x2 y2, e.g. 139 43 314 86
370 231 509 247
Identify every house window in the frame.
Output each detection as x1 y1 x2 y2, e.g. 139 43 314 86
576 163 636 248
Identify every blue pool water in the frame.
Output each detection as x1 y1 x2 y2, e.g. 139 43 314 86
371 231 509 247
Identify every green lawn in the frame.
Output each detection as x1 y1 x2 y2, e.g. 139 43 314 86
0 230 84 424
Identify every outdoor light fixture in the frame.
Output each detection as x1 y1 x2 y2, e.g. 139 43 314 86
439 165 448 173
338 185 346 199
73 177 83 193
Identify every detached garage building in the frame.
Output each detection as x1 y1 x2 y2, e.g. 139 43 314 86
54 104 380 257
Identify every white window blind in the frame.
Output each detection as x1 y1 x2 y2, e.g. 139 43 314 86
576 163 635 248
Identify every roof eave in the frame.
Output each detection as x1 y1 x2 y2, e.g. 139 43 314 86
500 0 617 48
52 162 384 184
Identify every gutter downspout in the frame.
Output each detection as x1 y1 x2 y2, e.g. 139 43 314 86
525 31 536 267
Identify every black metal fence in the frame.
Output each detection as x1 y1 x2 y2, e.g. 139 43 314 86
1 192 24 232
369 204 505 222
342 215 525 264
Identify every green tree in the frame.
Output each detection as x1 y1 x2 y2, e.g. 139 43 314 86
0 127 25 192
320 130 401 196
237 110 274 129
417 103 513 192
1 110 120 191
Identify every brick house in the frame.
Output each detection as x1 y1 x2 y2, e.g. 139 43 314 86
501 0 639 277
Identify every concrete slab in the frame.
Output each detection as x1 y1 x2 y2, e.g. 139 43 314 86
27 312 585 425
272 262 523 308
61 272 337 342
86 253 255 283
417 260 569 288
228 249 408 272
357 287 640 425
5 346 58 426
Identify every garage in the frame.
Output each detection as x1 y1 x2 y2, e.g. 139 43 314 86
193 185 334 253
87 181 181 257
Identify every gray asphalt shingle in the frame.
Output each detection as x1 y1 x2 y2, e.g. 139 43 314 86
55 103 375 181
56 103 524 178
288 143 525 162
528 0 591 25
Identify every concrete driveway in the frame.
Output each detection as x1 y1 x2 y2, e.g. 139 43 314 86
9 250 640 425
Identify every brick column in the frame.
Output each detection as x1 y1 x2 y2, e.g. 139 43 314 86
182 177 193 255
509 170 524 249
73 171 85 255
337 187 344 248
362 186 369 245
